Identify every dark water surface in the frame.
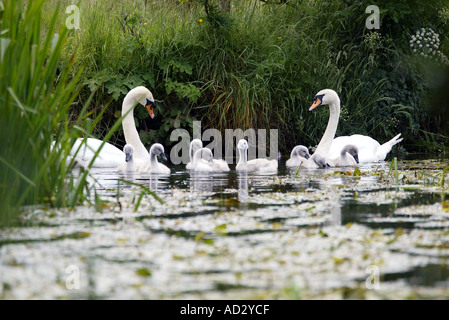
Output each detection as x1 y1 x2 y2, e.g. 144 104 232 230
1 155 449 299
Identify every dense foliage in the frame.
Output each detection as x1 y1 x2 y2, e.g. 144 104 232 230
47 0 449 154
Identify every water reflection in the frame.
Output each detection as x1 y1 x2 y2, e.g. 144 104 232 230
329 205 342 226
237 172 249 201
137 172 170 192
188 171 229 193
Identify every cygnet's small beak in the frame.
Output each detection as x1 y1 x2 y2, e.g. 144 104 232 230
125 153 131 162
160 152 167 161
304 153 310 160
354 154 360 164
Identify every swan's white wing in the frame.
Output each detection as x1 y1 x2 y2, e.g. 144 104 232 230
375 133 403 161
139 162 170 174
286 156 306 167
193 159 229 172
71 138 124 167
194 162 216 172
247 159 278 171
329 135 380 163
328 153 357 167
152 163 170 174
212 159 230 171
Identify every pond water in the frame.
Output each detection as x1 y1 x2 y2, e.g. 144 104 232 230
1 156 449 299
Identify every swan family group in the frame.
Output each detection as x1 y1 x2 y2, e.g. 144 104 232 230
70 86 403 174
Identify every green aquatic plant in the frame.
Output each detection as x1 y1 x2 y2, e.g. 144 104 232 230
0 0 84 226
417 166 449 188
119 179 164 212
388 157 399 184
0 0 157 226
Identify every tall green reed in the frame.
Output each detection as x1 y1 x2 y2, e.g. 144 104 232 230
0 0 119 226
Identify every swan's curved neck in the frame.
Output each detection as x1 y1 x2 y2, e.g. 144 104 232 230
314 101 340 155
238 148 247 166
192 153 201 165
149 151 162 170
122 96 150 161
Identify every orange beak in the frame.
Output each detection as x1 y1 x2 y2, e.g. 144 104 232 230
145 99 155 119
309 97 321 111
146 104 154 119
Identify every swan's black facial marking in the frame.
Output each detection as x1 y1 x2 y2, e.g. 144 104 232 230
146 98 156 108
310 93 325 111
313 94 325 106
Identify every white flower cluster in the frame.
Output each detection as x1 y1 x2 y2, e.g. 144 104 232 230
410 27 449 65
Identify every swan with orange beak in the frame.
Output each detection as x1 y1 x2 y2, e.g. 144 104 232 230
308 88 402 163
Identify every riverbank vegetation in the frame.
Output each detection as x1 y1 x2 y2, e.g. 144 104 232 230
44 0 449 152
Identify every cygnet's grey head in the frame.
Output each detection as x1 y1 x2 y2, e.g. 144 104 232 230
313 153 330 168
342 144 359 163
123 144 134 162
292 145 310 159
194 148 214 163
149 143 168 161
237 139 249 150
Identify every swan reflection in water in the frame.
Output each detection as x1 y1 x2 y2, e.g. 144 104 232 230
188 171 229 193
237 172 249 201
136 172 170 193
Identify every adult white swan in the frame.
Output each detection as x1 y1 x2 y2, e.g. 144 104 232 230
70 86 155 168
121 86 155 163
236 139 278 172
309 89 403 163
